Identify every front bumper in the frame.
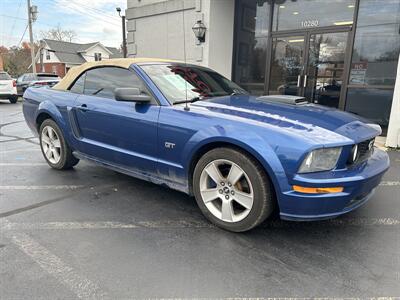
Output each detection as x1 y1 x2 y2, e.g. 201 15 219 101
279 148 389 221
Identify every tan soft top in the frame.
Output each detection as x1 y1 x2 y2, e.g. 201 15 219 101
53 57 180 91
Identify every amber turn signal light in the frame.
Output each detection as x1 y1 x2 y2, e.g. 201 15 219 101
293 185 344 194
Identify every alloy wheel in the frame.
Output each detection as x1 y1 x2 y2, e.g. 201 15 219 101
199 159 254 223
41 125 62 164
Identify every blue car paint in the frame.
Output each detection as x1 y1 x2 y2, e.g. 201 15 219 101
22 62 390 221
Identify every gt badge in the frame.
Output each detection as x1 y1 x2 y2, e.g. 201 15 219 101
165 142 176 149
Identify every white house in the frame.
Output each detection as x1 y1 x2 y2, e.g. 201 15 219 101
36 39 123 77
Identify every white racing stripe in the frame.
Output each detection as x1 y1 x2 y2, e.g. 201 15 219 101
10 232 107 299
1 218 399 231
0 185 84 190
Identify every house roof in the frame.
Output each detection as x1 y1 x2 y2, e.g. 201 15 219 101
43 39 115 64
53 58 180 90
44 39 86 64
106 47 123 59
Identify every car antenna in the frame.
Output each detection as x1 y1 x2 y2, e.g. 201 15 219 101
182 8 190 111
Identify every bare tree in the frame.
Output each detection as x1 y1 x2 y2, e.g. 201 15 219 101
40 24 76 42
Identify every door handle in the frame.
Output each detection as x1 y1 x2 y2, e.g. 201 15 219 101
303 75 308 88
297 75 301 87
77 104 89 112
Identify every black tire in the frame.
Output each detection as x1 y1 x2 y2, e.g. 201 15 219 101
39 119 79 170
193 147 274 232
8 96 18 104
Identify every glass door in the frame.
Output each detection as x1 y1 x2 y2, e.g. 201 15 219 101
305 31 349 108
267 30 350 108
268 34 306 96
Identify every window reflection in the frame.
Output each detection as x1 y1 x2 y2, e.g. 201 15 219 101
273 0 355 31
232 0 270 95
346 88 394 129
269 36 304 96
306 32 348 108
346 0 400 129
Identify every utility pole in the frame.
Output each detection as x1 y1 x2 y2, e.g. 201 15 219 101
27 0 38 73
116 7 127 58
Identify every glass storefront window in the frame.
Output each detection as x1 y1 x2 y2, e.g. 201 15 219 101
346 0 400 129
232 0 270 95
346 88 394 128
273 0 356 31
349 24 400 86
349 0 400 87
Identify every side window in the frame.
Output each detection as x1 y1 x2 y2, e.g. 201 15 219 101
69 73 86 94
26 74 36 81
83 67 150 100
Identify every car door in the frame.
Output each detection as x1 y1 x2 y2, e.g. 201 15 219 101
71 66 160 175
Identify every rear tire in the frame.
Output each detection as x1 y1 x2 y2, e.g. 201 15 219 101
39 119 79 170
8 96 18 104
193 147 274 232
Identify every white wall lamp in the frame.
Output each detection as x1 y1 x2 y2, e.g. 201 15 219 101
192 20 206 43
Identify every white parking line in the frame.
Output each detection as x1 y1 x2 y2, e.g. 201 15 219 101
10 232 107 299
0 148 41 154
0 163 48 166
0 185 84 190
146 296 400 300
380 181 400 186
1 218 399 231
1 220 209 230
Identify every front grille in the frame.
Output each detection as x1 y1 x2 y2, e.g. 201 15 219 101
348 138 375 166
358 138 375 161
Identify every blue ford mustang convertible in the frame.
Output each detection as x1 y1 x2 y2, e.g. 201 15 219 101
22 58 390 232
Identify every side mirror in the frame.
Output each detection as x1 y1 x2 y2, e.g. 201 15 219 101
114 88 151 103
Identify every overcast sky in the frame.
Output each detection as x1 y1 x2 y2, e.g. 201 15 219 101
0 0 126 48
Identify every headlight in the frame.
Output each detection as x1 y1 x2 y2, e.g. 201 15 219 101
298 147 342 173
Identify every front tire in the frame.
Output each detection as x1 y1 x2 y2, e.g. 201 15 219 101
193 147 274 232
39 119 79 170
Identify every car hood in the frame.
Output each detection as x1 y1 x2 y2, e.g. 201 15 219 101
190 95 380 144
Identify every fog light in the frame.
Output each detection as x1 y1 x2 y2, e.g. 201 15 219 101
293 185 344 194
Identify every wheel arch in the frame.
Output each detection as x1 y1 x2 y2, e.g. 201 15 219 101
187 139 285 208
36 112 54 131
35 101 67 134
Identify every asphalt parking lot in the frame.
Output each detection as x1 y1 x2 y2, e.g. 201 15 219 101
0 100 399 299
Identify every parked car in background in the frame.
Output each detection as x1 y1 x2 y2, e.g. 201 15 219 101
0 71 18 103
16 73 60 96
22 58 389 232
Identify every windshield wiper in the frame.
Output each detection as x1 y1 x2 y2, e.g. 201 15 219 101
92 88 104 95
173 96 203 105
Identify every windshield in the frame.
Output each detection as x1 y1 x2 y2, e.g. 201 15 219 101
0 73 11 80
140 64 247 104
